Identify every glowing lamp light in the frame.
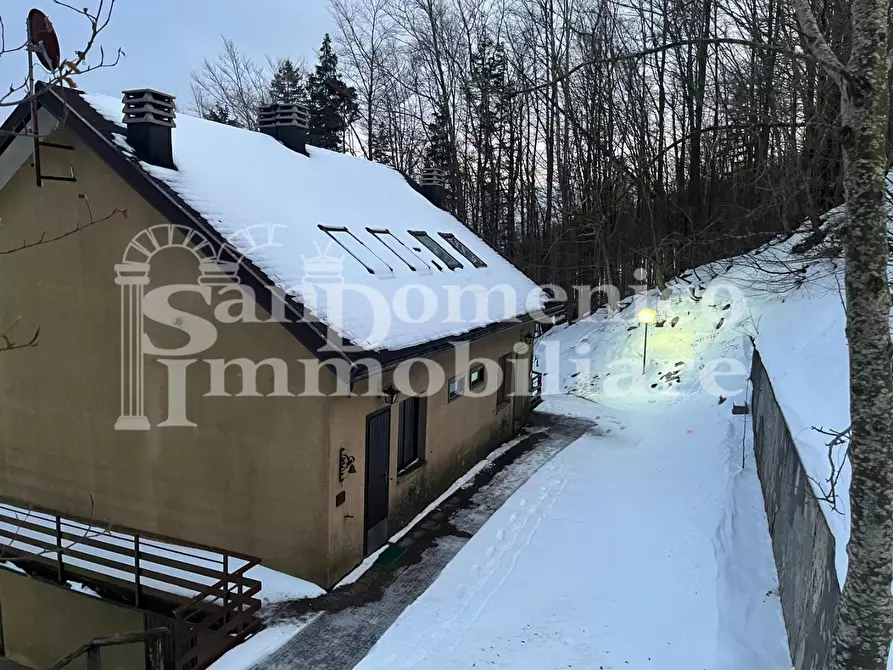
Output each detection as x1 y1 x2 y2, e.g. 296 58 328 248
638 308 657 324
637 308 657 375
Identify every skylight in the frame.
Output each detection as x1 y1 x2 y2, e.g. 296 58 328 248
409 231 463 270
368 229 432 274
439 232 487 268
320 225 394 277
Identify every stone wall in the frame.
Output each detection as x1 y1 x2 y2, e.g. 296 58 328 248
751 349 840 670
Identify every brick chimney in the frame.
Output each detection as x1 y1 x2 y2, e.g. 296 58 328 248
258 103 310 155
122 89 176 169
419 166 449 210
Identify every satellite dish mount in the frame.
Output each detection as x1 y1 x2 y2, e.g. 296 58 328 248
25 9 74 188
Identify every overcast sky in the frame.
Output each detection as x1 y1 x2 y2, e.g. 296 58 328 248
2 0 334 110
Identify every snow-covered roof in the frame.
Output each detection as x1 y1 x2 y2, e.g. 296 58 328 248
83 93 546 352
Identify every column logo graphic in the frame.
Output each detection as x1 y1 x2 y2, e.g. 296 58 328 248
114 224 285 431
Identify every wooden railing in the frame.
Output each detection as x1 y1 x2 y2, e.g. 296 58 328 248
0 500 262 669
171 559 262 669
49 628 169 670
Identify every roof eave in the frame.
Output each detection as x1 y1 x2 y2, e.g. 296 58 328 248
6 85 355 369
2 86 552 372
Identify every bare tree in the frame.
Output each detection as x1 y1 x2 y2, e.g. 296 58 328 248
331 0 393 159
322 0 834 300
0 0 123 108
190 37 272 130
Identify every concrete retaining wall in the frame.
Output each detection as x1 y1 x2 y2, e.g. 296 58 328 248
751 349 840 670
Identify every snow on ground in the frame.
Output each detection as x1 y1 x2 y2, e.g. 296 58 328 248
208 620 320 670
337 430 537 588
537 231 853 583
356 392 790 669
354 232 872 669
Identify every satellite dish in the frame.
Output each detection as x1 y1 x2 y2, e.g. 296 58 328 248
27 9 61 71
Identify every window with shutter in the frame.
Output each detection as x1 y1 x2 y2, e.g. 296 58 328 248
497 355 511 405
398 396 426 471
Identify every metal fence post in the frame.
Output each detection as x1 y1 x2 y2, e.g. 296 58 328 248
55 515 64 584
134 534 142 609
85 646 101 670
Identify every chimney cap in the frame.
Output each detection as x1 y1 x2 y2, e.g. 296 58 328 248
122 88 177 102
419 166 447 187
258 102 309 130
122 88 177 128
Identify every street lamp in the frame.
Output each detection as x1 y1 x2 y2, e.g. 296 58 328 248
638 308 657 375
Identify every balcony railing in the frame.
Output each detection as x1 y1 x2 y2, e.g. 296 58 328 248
0 499 261 669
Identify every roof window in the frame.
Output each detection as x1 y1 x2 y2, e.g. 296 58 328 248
319 225 394 277
409 231 463 270
368 229 432 274
439 232 486 268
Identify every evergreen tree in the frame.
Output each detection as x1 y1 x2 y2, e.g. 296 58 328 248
467 35 511 243
269 58 306 105
424 104 453 173
369 122 393 166
423 103 455 213
203 103 242 127
306 34 359 151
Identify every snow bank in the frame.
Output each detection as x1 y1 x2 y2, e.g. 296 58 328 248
535 231 855 585
357 381 790 669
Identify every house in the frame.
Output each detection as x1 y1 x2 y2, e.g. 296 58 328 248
0 85 552 667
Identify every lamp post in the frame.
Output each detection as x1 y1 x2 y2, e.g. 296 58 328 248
638 308 657 375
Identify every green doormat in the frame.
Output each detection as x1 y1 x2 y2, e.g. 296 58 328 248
374 544 406 568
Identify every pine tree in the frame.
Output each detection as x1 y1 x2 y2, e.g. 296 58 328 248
203 103 242 128
424 105 452 173
269 59 306 105
466 35 511 244
306 34 360 151
369 122 393 166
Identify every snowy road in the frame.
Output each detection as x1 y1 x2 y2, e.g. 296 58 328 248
356 394 791 670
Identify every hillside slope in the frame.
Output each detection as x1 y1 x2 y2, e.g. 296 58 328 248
537 231 852 583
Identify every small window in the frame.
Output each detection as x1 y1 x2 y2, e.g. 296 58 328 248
398 396 426 471
368 229 432 274
319 225 394 276
439 233 486 268
469 365 485 390
409 231 463 270
449 374 465 401
497 355 511 405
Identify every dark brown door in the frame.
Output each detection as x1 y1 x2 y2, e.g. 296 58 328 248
364 407 391 555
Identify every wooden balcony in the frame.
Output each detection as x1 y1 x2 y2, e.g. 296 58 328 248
0 499 261 669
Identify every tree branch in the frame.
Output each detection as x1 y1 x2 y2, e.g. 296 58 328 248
791 0 853 90
0 197 127 256
511 38 816 96
0 0 124 108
